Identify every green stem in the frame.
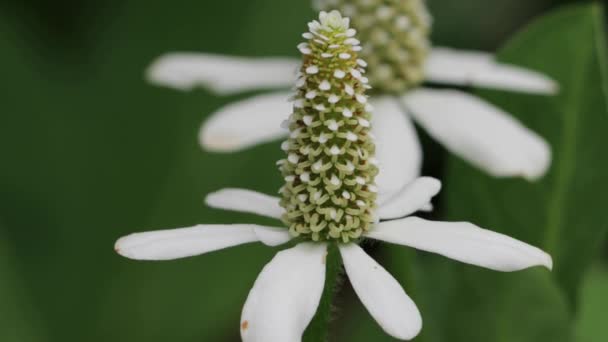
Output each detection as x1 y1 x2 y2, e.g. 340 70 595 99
303 243 342 342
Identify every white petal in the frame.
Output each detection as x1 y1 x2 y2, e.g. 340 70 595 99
371 96 422 203
378 177 442 220
419 203 433 212
146 53 300 95
205 188 283 220
369 217 553 272
253 226 292 247
114 224 283 261
403 88 551 181
425 47 558 94
241 243 327 342
200 91 291 152
340 244 422 340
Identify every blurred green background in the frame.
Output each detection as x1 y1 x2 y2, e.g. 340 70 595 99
0 0 606 341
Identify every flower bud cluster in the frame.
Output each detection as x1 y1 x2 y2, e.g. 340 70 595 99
278 11 378 243
314 0 432 93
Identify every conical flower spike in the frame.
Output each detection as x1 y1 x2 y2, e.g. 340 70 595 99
314 0 432 93
279 10 379 243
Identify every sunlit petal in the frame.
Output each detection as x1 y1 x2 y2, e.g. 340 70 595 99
205 188 283 220
340 244 422 340
200 91 291 152
378 177 441 220
371 96 422 204
147 53 300 94
114 224 282 261
241 243 327 342
425 47 558 94
252 226 292 247
403 88 551 181
369 217 553 271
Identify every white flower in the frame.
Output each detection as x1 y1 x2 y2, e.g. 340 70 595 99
125 12 553 340
146 16 557 185
115 177 552 341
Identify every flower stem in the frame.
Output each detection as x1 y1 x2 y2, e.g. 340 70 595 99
303 243 342 342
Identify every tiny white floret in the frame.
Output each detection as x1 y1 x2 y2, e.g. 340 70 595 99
319 80 331 91
306 65 319 74
356 94 368 104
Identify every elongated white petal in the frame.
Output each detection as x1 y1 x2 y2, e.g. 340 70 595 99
114 224 285 261
378 177 441 220
200 91 291 152
371 96 422 203
425 47 558 94
369 217 553 272
340 244 422 340
252 226 292 246
146 53 300 94
205 188 283 220
403 88 551 181
241 243 327 342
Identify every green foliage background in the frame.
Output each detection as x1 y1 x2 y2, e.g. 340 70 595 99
0 0 606 341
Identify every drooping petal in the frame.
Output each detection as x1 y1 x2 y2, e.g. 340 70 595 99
371 96 422 203
425 47 558 94
199 91 292 152
205 188 283 220
403 88 551 181
378 177 441 220
241 243 327 342
369 217 553 272
340 244 422 340
114 224 287 261
146 53 300 94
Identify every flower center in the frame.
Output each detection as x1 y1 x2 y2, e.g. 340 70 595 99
279 11 378 243
314 0 432 93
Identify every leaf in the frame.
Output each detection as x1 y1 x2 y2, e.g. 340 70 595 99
0 222 46 342
574 263 608 342
443 2 608 308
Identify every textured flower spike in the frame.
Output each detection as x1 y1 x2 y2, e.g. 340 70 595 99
280 10 378 243
314 0 431 93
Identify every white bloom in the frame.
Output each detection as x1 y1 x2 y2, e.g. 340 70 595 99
115 177 552 341
146 28 557 185
129 11 554 340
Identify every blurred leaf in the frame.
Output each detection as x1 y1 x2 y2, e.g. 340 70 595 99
0 223 46 342
412 261 571 342
443 2 608 308
574 264 608 342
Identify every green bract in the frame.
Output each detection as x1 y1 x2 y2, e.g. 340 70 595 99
279 11 379 243
315 0 432 93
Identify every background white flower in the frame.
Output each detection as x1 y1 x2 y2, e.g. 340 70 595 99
115 177 552 341
146 2 557 183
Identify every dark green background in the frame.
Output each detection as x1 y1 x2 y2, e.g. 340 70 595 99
0 0 605 341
